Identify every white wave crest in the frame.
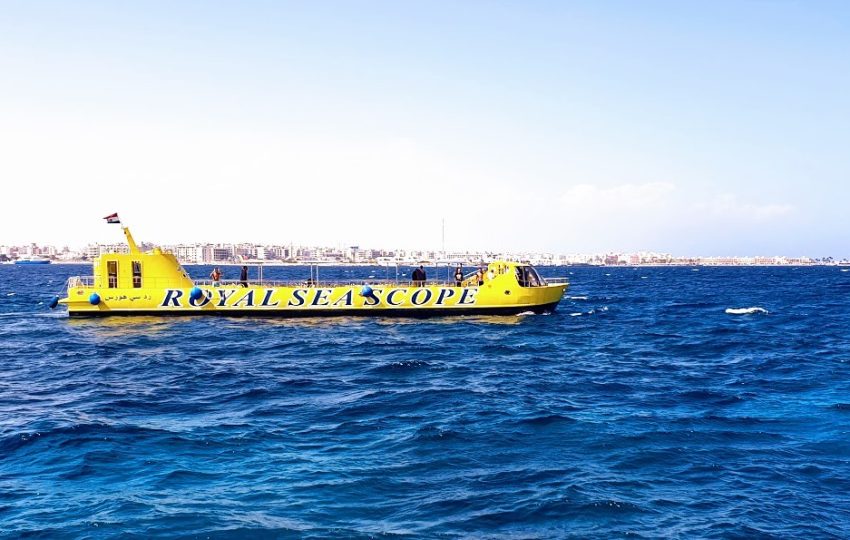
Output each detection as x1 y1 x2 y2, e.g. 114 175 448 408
725 307 768 315
571 306 608 317
570 296 588 300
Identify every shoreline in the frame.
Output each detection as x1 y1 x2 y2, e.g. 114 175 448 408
4 261 849 268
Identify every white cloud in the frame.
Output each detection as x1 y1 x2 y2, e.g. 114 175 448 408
0 108 799 255
546 181 798 253
559 182 676 212
698 194 795 221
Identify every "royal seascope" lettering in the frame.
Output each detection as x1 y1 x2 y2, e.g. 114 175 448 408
160 287 478 309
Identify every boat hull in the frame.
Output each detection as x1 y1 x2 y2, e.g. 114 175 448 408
67 301 561 318
61 282 567 318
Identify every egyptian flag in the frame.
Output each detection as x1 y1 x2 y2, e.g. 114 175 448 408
103 212 121 224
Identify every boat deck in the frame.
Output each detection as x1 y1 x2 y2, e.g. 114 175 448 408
67 276 568 289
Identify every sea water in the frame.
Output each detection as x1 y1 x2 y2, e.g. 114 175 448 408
1 265 849 538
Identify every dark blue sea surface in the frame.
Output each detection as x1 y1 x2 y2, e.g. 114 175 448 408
2 264 850 539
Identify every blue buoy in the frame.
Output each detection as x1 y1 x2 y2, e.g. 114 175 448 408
89 293 100 305
359 285 378 303
189 286 203 301
48 296 59 309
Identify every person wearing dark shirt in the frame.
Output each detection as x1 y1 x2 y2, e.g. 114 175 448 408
239 265 248 287
454 264 464 287
412 265 426 287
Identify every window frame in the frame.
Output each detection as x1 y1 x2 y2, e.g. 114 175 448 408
107 260 118 288
132 260 142 288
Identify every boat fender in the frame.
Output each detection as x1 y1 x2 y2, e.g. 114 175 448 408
189 286 203 301
359 285 378 302
48 296 59 309
89 293 100 305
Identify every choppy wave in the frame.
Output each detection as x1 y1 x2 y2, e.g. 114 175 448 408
569 306 608 317
725 306 769 315
2 264 850 538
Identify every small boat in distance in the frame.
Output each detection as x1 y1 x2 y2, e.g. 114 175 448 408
55 221 568 317
15 257 51 265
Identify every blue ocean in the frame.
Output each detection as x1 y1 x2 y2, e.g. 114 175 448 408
2 264 850 539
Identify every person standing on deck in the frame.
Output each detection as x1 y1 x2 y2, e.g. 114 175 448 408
412 265 426 287
454 264 464 287
210 267 222 287
239 265 248 287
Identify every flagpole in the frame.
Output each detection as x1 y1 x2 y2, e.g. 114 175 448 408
122 224 140 254
105 213 140 254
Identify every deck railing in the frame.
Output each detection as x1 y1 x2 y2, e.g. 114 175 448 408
67 275 569 289
67 276 197 289
194 278 472 288
68 276 94 288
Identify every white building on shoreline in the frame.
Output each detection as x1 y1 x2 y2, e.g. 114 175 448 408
0 240 827 267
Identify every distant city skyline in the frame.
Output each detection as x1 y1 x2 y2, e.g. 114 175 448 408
3 218 842 260
1 237 839 267
1 2 848 256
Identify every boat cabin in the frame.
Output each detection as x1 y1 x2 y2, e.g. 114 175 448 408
87 227 193 289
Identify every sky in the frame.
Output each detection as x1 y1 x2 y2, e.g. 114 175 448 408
1 1 848 257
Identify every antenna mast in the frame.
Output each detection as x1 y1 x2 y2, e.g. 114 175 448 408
441 218 445 254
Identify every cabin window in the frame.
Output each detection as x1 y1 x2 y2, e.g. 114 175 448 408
515 265 544 287
107 261 118 288
515 267 527 287
132 261 142 288
527 267 542 287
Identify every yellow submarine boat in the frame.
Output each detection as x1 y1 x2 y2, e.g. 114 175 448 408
56 225 568 317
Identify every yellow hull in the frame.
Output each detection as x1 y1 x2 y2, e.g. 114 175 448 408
62 282 567 317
